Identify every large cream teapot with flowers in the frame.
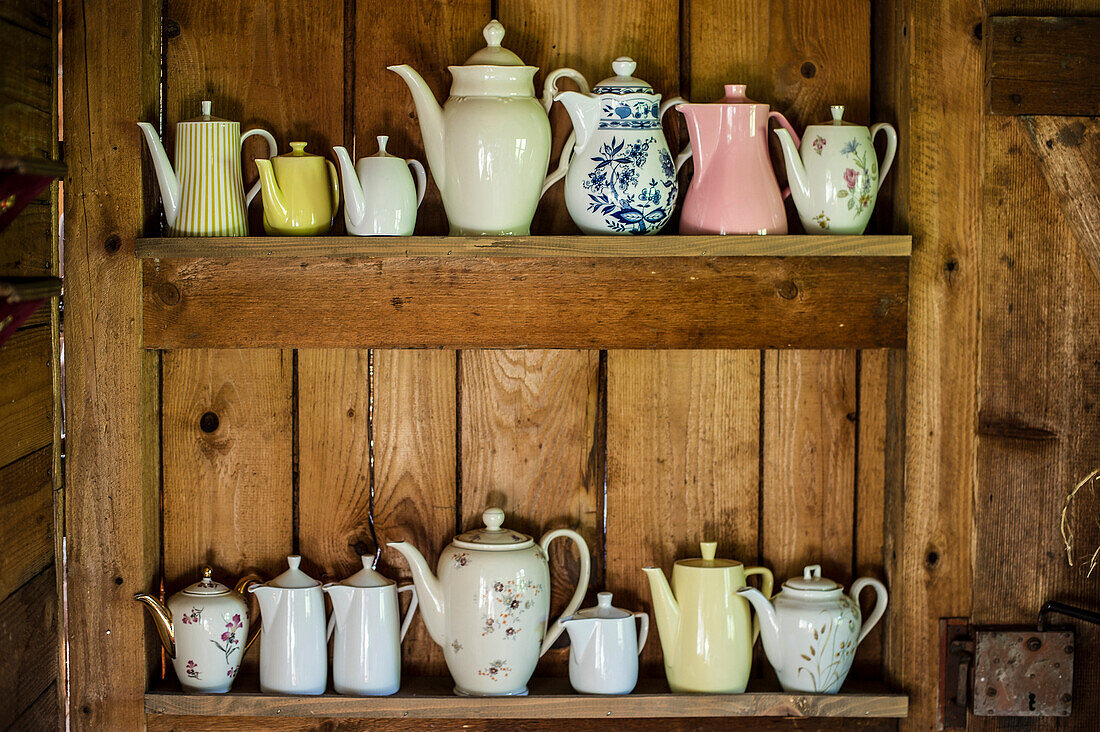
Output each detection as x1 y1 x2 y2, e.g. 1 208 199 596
389 507 591 696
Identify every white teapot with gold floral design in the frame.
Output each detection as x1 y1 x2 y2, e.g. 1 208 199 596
390 507 591 696
738 564 888 693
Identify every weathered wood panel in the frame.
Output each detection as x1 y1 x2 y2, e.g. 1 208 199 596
0 0 52 160
63 2 161 727
0 446 53 600
162 349 293 675
142 255 909 350
0 201 53 278
0 324 51 468
0 567 57 729
986 16 1100 116
10 681 60 731
606 350 761 676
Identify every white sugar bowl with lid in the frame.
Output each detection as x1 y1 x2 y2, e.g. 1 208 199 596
560 592 648 695
323 555 419 696
251 556 328 695
738 564 888 693
389 507 592 696
134 567 260 693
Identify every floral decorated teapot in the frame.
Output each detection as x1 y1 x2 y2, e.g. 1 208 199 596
134 567 260 693
738 564 888 693
389 507 591 696
555 57 685 234
774 105 897 234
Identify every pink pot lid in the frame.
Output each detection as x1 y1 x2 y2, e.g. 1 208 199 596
454 507 534 550
182 566 231 596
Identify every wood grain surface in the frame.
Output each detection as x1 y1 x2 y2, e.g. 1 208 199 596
0 446 53 600
0 324 51 468
0 568 57 729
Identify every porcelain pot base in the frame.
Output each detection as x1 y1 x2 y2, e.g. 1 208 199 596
454 685 529 697
182 683 232 694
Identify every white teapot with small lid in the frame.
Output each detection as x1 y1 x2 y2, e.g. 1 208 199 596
560 592 648 695
333 136 427 236
738 564 888 693
324 554 418 696
389 507 591 696
251 556 328 695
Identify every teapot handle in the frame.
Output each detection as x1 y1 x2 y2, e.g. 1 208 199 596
539 68 590 199
397 583 419 643
742 566 774 646
767 112 800 199
634 611 650 655
233 574 264 654
659 97 693 174
850 577 888 645
538 528 592 657
326 159 341 213
870 123 898 192
240 129 278 208
407 159 427 208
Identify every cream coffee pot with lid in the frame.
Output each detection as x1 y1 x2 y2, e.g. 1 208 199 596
323 554 419 696
250 556 328 695
643 542 774 693
138 100 277 236
389 507 591 696
560 592 648 695
134 567 260 693
738 564 888 693
388 20 586 235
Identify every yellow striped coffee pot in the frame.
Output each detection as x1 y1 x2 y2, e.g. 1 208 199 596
139 100 277 236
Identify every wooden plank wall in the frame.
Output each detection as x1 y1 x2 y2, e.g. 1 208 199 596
153 0 891 710
0 0 61 728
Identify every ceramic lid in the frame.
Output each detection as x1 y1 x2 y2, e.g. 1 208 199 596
593 57 654 94
338 555 394 588
181 566 231 596
569 592 632 620
266 555 321 589
182 100 229 123
676 541 743 569
453 507 535 550
783 564 842 592
370 135 398 159
463 20 525 66
808 105 858 128
277 141 320 158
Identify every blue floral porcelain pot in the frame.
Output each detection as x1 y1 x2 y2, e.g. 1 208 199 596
555 58 686 234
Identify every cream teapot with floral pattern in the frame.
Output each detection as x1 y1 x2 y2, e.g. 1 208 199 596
389 507 591 696
738 564 888 693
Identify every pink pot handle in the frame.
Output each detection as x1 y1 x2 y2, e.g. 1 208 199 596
768 111 800 199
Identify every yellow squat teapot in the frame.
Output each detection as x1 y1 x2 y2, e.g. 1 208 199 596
255 142 340 235
643 542 773 693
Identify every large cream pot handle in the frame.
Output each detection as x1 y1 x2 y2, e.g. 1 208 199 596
540 68 590 198
538 528 591 657
743 565 774 645
241 128 278 207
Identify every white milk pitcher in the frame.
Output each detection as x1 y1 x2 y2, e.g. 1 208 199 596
560 592 648 694
324 555 419 696
251 556 328 695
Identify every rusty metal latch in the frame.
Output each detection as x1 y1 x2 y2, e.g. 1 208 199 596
939 602 1099 726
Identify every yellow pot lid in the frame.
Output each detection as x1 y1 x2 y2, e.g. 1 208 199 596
277 141 321 158
676 541 743 569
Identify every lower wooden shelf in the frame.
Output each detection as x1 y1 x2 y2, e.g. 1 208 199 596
144 676 908 719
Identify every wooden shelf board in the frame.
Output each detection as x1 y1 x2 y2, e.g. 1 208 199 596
139 235 909 351
145 677 909 719
136 234 912 259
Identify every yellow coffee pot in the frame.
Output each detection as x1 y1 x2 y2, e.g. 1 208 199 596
255 142 339 235
642 542 773 693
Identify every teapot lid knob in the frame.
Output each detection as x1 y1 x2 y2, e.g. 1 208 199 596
804 564 822 580
202 566 213 579
287 555 302 570
377 135 388 152
830 105 845 124
597 591 613 608
700 541 717 561
612 56 637 78
483 507 506 530
201 100 212 117
289 141 308 154
483 19 505 47
363 554 376 569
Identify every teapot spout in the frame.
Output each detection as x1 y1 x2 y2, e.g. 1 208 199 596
323 583 354 633
333 146 365 228
641 567 679 661
737 586 782 673
560 615 598 663
773 127 811 212
133 593 175 659
137 122 180 228
254 158 290 228
388 541 446 647
387 65 445 191
555 91 599 153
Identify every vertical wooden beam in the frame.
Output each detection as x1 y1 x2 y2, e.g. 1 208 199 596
62 0 161 727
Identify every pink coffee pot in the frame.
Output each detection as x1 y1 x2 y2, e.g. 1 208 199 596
676 85 800 235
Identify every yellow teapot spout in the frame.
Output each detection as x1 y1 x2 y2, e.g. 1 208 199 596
255 158 290 228
642 566 679 661
133 593 175 658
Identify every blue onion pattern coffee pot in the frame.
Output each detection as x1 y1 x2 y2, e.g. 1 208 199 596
555 58 687 235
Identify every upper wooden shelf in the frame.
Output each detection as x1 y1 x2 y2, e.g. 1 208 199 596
145 676 909 719
138 235 910 350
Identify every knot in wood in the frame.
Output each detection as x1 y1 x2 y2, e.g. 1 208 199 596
776 279 799 300
155 282 181 306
